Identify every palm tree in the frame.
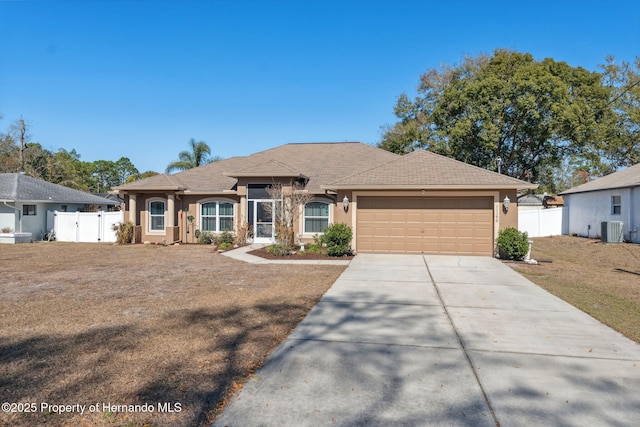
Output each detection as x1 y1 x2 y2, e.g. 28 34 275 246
165 139 218 173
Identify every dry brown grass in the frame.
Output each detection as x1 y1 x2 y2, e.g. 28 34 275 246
510 235 640 343
0 243 345 427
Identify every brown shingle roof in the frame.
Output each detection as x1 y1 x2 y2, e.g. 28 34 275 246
325 150 537 189
224 160 308 179
114 142 400 194
560 163 640 195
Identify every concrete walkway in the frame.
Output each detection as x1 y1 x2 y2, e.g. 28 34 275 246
214 254 640 426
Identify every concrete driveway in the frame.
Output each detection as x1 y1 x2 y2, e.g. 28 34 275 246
215 254 640 426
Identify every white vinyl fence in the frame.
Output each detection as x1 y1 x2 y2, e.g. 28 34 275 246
47 211 124 243
518 207 563 238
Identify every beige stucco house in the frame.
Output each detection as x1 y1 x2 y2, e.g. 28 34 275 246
113 142 537 256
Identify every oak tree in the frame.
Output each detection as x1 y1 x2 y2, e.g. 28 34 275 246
379 50 614 191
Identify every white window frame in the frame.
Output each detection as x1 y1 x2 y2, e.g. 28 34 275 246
198 200 235 233
612 195 622 215
303 201 331 234
148 199 166 232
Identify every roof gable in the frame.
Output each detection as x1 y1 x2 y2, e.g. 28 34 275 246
0 173 120 205
561 163 640 195
325 150 537 189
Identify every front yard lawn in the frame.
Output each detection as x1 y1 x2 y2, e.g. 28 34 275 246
511 235 640 343
0 243 345 427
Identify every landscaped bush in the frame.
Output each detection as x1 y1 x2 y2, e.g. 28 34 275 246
197 231 215 245
267 243 289 256
216 230 234 246
496 227 530 260
304 233 325 254
324 223 352 257
304 243 323 254
198 230 235 248
112 221 134 244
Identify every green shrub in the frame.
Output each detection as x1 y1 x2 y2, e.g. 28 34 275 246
313 233 326 247
216 230 234 245
324 223 353 257
112 221 134 244
305 243 323 254
267 243 289 256
218 242 232 251
197 231 215 244
496 227 530 260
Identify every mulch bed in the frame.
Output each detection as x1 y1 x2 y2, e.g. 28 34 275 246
248 245 354 260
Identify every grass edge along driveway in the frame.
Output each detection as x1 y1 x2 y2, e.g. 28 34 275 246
510 235 640 344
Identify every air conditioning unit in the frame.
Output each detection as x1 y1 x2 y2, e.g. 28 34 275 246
601 221 624 243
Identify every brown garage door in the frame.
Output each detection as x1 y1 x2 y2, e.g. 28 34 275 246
356 197 494 255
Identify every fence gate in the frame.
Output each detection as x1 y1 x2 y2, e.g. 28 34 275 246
47 211 123 242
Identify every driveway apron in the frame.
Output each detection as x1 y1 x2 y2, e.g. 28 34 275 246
215 254 640 426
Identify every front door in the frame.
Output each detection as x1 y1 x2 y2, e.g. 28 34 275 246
248 199 274 243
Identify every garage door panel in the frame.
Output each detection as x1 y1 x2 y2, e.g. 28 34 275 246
357 196 493 255
404 224 422 235
455 227 475 238
456 212 477 222
403 212 422 222
422 214 439 224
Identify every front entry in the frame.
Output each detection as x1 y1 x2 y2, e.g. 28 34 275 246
248 199 274 243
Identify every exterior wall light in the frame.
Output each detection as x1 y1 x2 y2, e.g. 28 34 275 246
343 195 349 211
503 195 511 213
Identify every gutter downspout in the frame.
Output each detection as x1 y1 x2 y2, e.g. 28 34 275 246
2 200 22 233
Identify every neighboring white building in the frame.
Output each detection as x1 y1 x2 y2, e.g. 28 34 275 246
560 163 640 243
0 173 119 242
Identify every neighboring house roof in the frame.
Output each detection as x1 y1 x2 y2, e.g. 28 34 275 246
561 163 640 195
94 193 124 203
0 173 120 205
324 150 537 190
115 142 400 194
543 195 564 207
518 194 543 206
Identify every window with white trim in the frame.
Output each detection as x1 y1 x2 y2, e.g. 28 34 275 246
149 200 165 231
304 202 329 233
201 202 234 232
612 195 622 215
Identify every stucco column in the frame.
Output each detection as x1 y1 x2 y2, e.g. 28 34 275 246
167 194 175 227
239 196 246 225
129 194 137 226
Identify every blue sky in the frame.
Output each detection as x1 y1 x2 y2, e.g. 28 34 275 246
1 0 638 174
